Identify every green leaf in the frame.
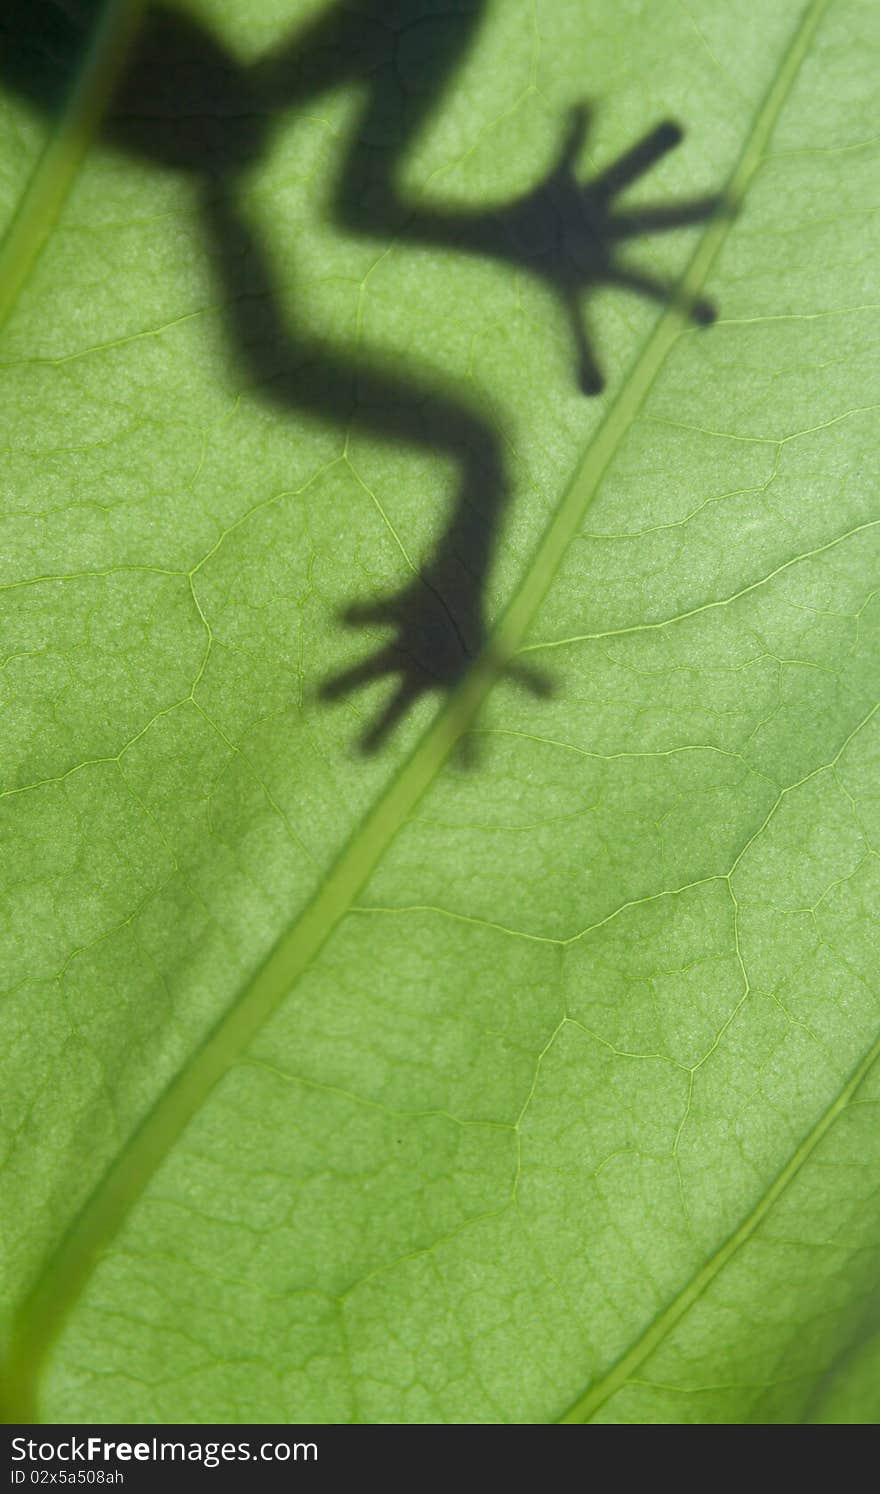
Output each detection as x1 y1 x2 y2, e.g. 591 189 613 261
1 0 878 1425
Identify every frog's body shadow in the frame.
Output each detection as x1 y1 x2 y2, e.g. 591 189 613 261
3 0 721 751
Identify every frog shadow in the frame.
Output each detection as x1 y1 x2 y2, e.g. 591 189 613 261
2 0 723 750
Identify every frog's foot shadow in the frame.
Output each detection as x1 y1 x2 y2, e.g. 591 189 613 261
319 586 554 756
515 103 727 393
319 580 470 752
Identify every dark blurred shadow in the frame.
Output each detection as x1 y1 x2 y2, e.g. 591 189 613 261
1 1 722 750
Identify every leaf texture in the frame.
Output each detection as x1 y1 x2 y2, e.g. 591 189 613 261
1 0 879 1424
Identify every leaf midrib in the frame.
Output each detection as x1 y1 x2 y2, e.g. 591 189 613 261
2 0 830 1422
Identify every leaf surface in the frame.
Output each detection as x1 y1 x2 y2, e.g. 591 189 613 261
1 0 879 1424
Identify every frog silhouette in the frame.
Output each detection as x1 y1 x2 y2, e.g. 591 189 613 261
1 1 720 749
